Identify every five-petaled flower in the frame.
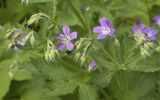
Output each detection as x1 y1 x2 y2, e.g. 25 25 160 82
12 29 26 51
92 17 115 39
132 24 157 42
89 60 96 71
56 25 77 51
154 15 160 26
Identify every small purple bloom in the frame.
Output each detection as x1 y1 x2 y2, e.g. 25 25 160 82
132 24 158 41
56 25 77 51
154 15 160 26
12 29 26 51
132 24 145 36
89 60 96 71
92 17 115 39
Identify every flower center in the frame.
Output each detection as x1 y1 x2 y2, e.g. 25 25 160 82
102 27 111 34
63 34 71 43
134 33 146 44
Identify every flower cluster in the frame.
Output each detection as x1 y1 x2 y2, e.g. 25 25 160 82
132 24 157 43
54 16 160 69
132 18 159 57
12 16 159 71
56 17 116 51
55 17 116 70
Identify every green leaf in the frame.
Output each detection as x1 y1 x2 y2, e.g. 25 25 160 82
126 54 160 72
47 80 79 96
108 71 158 100
79 84 97 100
13 69 32 81
0 60 13 99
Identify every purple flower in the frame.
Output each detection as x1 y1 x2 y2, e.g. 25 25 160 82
89 60 96 71
12 29 26 51
132 24 145 36
56 25 77 51
92 17 115 39
132 24 158 41
154 15 160 26
143 26 157 41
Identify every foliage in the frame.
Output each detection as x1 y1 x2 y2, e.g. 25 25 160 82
0 0 160 100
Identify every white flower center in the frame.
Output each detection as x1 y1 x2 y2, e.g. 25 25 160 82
63 34 71 43
102 27 111 34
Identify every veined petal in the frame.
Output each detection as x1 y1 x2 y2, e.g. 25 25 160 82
57 41 65 50
99 17 111 27
108 28 115 36
63 25 70 35
93 26 103 33
66 42 74 51
97 33 107 39
70 32 77 40
56 33 64 39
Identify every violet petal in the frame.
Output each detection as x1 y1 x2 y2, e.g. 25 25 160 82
97 33 107 39
57 41 65 50
148 36 156 41
66 42 74 51
93 26 103 33
56 33 64 39
108 28 115 36
63 25 70 35
70 32 77 40
99 17 111 27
